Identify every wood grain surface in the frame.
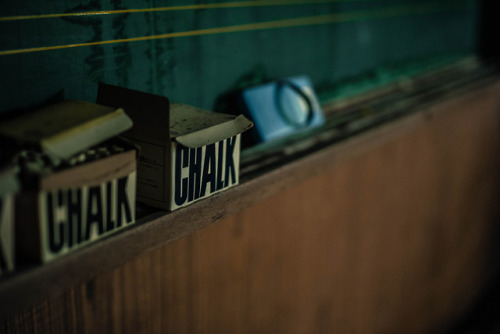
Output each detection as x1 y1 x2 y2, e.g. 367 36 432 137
2 81 500 333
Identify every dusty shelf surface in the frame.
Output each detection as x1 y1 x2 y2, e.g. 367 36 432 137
0 62 498 319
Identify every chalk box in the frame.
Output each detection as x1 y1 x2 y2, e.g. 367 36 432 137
97 84 252 211
0 100 137 263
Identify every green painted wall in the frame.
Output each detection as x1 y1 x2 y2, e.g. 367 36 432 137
0 0 478 114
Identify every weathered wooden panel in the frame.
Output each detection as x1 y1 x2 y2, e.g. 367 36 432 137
3 82 500 333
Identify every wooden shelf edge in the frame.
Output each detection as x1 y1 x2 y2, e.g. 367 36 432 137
1 78 499 318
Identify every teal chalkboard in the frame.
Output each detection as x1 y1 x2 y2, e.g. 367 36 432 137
0 0 478 114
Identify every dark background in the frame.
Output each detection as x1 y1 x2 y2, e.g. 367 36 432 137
0 0 479 115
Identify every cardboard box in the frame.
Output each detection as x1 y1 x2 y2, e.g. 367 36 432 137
0 167 18 275
0 100 136 263
97 84 253 211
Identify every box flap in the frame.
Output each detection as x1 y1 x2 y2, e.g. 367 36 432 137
171 104 253 148
0 100 132 161
97 83 170 143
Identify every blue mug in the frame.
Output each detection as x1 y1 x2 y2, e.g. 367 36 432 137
238 75 325 143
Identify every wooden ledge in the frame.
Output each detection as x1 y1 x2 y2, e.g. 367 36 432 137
0 71 499 319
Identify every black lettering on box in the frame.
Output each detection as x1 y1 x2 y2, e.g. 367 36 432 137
216 140 225 191
84 186 104 241
175 145 189 206
224 136 237 187
117 176 133 226
47 192 64 253
188 147 202 202
39 171 136 261
106 181 116 231
170 134 240 210
67 188 82 247
200 143 216 197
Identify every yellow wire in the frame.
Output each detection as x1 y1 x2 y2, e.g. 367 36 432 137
0 2 469 56
0 0 374 22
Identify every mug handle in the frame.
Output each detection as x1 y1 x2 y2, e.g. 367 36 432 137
275 80 314 128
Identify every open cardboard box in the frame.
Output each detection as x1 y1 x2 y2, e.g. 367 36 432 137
97 84 253 211
0 101 137 263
